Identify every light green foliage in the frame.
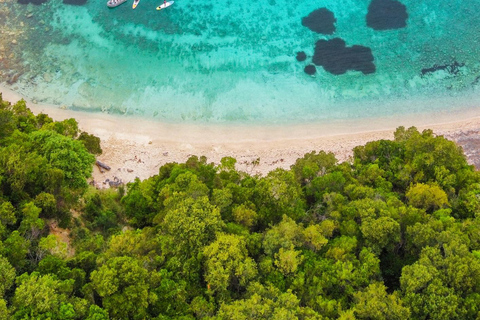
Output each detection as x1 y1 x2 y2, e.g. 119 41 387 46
302 224 328 251
0 201 16 226
0 299 7 320
12 272 75 319
263 215 303 256
18 202 44 239
91 256 158 320
254 169 306 226
28 130 94 189
160 171 210 205
161 196 224 257
360 216 400 254
86 305 110 320
232 204 258 229
406 183 449 212
291 150 337 185
101 229 161 264
203 233 257 297
216 282 321 319
39 234 68 259
0 255 15 296
2 231 30 270
41 118 79 138
400 241 480 319
274 246 303 275
34 192 57 218
352 283 410 319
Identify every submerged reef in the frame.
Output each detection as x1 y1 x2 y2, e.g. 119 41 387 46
63 0 87 5
302 8 336 34
17 0 48 4
366 0 408 30
296 52 307 62
304 64 316 75
312 38 375 75
421 61 465 77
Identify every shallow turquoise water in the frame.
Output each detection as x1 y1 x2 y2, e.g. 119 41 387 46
3 0 480 123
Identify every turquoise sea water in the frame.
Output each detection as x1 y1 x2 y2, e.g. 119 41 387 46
1 0 480 123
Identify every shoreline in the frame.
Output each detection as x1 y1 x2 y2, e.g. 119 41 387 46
2 84 480 187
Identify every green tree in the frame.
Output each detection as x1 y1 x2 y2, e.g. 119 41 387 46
215 282 321 319
203 233 257 298
351 282 410 319
2 231 30 271
160 196 224 258
90 256 158 319
254 169 306 227
406 183 449 212
0 255 15 296
11 272 77 319
360 216 400 254
77 132 102 155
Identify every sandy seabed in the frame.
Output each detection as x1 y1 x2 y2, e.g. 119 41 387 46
2 84 480 188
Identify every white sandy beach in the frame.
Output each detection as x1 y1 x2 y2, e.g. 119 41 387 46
2 84 480 187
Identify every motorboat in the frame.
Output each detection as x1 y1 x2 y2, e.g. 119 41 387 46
107 0 127 8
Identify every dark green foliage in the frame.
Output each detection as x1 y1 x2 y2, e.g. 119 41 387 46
77 132 102 155
2 96 480 320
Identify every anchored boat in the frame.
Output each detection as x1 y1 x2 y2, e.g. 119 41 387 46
107 0 126 7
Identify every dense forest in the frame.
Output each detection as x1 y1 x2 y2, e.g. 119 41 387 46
1 93 480 319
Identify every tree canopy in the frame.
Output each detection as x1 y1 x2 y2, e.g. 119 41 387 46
2 94 480 319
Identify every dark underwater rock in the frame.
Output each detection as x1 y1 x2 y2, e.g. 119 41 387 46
302 8 336 34
296 51 307 62
63 0 87 5
304 64 316 75
18 0 47 5
312 38 375 75
366 0 408 30
421 61 465 77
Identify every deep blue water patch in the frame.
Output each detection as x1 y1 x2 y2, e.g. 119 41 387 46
302 8 336 34
312 38 375 75
296 52 307 62
366 0 408 30
304 64 316 75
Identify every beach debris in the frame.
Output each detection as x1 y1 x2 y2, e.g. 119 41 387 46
96 160 111 173
163 152 169 156
104 177 123 188
7 72 20 84
127 169 133 173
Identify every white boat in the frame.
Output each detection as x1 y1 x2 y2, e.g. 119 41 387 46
107 0 126 8
132 0 140 9
156 0 173 10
